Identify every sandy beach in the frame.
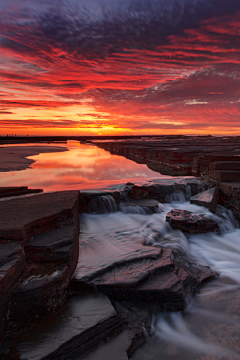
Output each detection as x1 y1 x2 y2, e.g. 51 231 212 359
0 145 68 172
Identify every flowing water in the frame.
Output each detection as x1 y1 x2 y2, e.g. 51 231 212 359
79 193 240 360
1 141 240 359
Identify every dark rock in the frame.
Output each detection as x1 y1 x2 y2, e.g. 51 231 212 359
127 185 149 200
0 191 80 243
0 187 43 199
9 264 69 328
179 178 209 196
6 294 125 360
120 199 161 214
72 247 216 311
211 170 240 182
190 187 219 212
26 218 79 277
0 243 27 344
79 192 119 213
89 248 173 289
166 209 220 233
73 237 162 284
219 182 240 222
127 330 146 358
125 181 190 203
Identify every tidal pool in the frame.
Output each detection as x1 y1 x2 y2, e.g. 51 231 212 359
0 141 171 191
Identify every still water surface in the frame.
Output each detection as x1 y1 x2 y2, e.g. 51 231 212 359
0 141 171 191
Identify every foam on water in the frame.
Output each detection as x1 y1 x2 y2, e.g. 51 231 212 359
80 192 240 359
130 202 240 359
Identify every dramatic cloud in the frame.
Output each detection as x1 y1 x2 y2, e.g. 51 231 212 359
1 0 240 134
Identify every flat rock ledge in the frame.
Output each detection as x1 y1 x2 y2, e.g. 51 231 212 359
5 294 126 360
72 247 216 312
166 209 220 233
190 187 219 213
79 178 209 214
0 191 80 351
0 184 218 360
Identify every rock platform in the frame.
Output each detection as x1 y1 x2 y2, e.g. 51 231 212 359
88 136 240 222
0 178 220 359
0 191 81 356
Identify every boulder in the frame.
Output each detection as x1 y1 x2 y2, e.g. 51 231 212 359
166 209 220 233
190 187 219 212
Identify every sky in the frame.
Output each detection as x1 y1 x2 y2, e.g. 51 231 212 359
0 0 240 136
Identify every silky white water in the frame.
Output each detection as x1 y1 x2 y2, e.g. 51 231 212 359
80 194 240 360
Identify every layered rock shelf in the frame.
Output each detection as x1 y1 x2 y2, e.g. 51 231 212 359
0 178 220 359
0 191 81 357
88 136 240 222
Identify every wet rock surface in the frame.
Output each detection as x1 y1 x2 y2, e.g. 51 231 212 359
124 181 191 203
9 264 70 328
120 199 161 214
0 244 27 343
166 209 220 233
0 183 220 359
72 245 216 311
0 191 81 351
6 294 125 360
190 187 219 212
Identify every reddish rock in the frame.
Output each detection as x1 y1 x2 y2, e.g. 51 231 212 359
0 243 27 344
9 264 69 328
72 248 216 311
190 187 219 212
0 190 80 243
166 209 220 233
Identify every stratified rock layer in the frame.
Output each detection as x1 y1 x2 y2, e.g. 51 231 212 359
6 294 125 360
0 191 81 347
166 209 220 233
0 190 80 243
190 187 219 212
0 244 27 342
72 247 216 311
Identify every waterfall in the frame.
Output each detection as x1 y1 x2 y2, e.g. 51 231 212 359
88 195 118 214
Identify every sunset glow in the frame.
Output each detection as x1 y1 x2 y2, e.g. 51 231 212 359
1 0 240 135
